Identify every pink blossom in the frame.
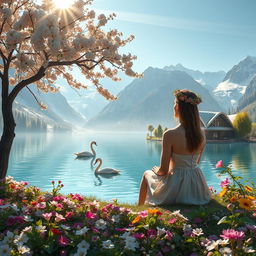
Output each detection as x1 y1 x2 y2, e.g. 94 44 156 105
220 229 245 240
168 218 177 224
215 160 223 168
58 235 69 246
65 212 73 218
147 229 157 238
220 178 230 188
42 212 52 221
133 233 145 239
165 231 173 241
193 217 203 224
86 211 95 219
55 213 65 222
139 210 148 218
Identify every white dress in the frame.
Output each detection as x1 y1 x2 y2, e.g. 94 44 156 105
144 152 211 206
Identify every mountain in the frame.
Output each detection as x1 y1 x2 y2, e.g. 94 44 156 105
87 67 223 130
237 76 256 121
164 64 226 89
213 56 256 111
0 84 86 132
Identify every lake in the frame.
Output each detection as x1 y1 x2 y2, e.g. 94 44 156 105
8 132 256 204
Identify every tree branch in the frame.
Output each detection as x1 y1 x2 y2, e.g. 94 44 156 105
8 66 46 104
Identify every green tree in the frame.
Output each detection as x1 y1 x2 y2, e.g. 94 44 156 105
233 112 252 138
250 123 256 137
148 125 154 137
154 124 163 138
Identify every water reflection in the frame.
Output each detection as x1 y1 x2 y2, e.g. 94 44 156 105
8 132 256 203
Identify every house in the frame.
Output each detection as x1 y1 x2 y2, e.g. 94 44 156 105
199 111 236 140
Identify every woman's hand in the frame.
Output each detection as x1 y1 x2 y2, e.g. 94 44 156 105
152 166 166 176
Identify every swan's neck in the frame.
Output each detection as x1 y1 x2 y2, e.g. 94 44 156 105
95 159 102 173
90 143 96 155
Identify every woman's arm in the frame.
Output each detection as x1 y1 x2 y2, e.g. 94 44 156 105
152 131 172 176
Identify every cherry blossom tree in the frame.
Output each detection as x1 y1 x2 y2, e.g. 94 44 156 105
0 0 141 179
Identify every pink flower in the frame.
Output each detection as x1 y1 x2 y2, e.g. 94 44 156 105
65 212 73 218
139 210 148 218
220 178 230 188
133 233 145 239
86 211 95 219
215 160 223 168
168 218 177 224
220 229 245 240
147 229 157 238
165 231 173 241
58 235 69 246
55 213 65 222
42 212 52 221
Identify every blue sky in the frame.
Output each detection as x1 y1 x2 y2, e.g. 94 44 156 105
91 0 256 73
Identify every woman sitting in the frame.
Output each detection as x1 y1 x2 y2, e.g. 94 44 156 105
138 89 211 205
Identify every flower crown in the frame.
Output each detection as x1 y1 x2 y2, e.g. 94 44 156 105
173 89 202 105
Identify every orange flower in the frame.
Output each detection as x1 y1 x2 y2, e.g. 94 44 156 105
132 215 141 224
230 196 237 203
148 209 159 214
247 195 255 200
244 185 253 193
219 187 228 198
239 198 253 211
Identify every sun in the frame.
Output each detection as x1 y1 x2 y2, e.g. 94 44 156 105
53 0 74 9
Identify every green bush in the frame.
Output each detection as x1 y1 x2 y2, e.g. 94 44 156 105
233 112 252 138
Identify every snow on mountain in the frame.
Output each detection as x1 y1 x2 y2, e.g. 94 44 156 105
164 64 226 89
213 56 256 111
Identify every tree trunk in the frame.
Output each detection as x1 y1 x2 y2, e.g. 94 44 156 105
0 99 15 179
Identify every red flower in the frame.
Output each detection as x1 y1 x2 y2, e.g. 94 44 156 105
51 228 61 235
85 211 95 219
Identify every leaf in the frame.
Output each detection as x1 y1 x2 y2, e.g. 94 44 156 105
217 216 231 225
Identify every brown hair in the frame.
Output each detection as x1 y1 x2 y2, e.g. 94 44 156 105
174 89 204 152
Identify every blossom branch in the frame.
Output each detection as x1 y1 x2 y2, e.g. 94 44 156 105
8 66 46 103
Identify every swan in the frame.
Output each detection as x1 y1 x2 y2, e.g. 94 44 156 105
94 158 121 174
75 141 97 158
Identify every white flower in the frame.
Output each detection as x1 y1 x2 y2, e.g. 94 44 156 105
61 225 71 230
0 244 12 256
183 224 192 232
157 227 166 236
17 245 30 255
102 240 114 249
22 226 32 233
35 225 47 233
75 226 89 235
11 204 19 212
192 228 204 236
120 232 131 239
243 246 256 253
206 240 220 251
95 219 107 230
219 247 232 256
124 236 139 251
3 231 14 243
23 215 33 222
77 240 90 251
14 233 29 245
111 214 120 223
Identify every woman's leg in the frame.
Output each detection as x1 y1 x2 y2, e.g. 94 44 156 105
138 174 148 205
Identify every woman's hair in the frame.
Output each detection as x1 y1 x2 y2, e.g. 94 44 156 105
173 89 204 152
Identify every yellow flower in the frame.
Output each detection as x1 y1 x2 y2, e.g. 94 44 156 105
132 215 141 224
244 185 253 193
239 198 254 211
219 187 228 198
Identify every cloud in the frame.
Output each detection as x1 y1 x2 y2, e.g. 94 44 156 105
95 9 252 37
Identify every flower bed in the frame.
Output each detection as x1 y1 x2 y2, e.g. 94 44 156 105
0 161 255 256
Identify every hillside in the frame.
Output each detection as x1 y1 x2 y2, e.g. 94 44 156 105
87 68 223 130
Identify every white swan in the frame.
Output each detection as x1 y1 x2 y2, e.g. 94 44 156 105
75 141 97 158
94 158 121 174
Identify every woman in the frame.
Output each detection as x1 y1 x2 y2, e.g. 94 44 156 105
138 89 211 205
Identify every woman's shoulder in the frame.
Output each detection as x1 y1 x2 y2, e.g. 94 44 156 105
163 126 183 139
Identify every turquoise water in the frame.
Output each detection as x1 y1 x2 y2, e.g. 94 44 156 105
8 132 256 204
